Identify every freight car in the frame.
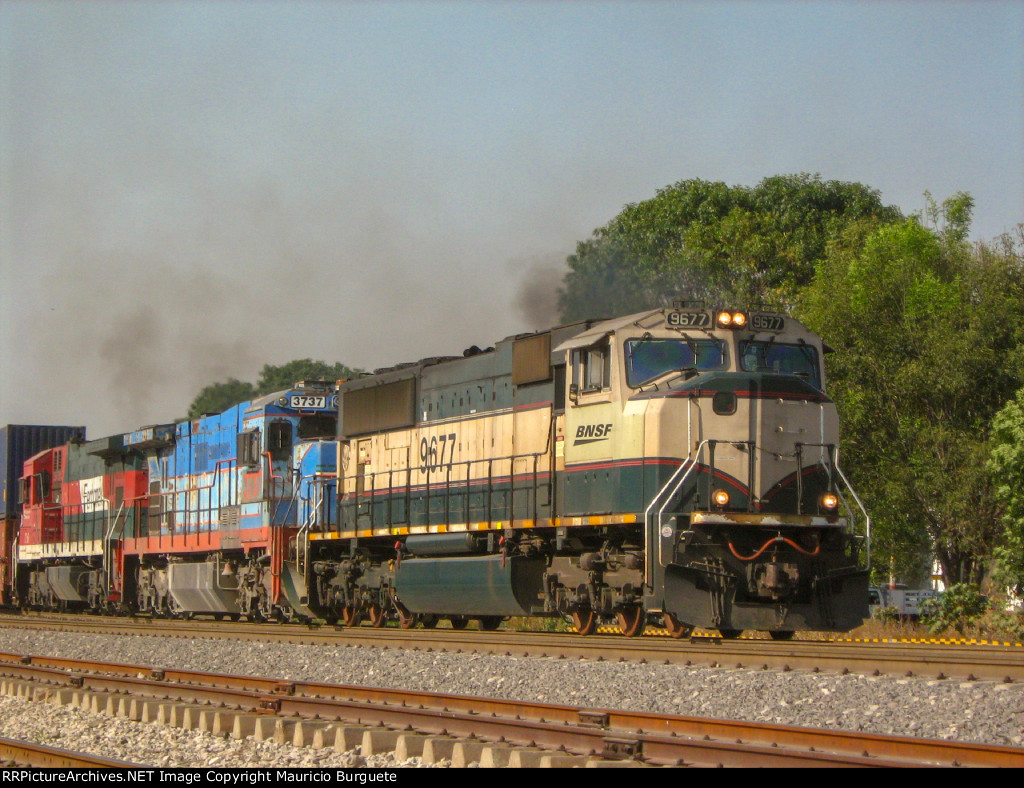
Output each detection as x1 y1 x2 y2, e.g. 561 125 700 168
304 304 871 638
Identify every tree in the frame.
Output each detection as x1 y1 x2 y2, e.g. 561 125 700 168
187 378 256 419
557 174 901 321
798 201 1024 586
989 387 1024 591
186 359 362 419
255 359 361 394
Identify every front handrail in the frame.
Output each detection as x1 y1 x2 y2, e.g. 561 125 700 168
794 442 873 570
833 448 872 569
644 440 710 579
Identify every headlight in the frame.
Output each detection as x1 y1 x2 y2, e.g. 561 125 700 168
712 489 730 507
820 492 839 511
716 310 747 329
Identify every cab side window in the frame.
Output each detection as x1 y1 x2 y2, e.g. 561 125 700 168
237 429 261 469
267 420 293 463
573 340 611 394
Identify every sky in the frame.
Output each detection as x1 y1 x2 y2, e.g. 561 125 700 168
2 1 1022 437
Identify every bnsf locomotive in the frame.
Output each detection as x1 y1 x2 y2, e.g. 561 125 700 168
4 305 870 638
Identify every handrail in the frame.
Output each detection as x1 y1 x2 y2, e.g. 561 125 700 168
339 450 548 531
644 440 710 581
102 501 126 599
833 448 872 569
295 474 328 579
791 442 873 570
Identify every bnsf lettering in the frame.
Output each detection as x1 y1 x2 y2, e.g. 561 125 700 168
574 423 613 445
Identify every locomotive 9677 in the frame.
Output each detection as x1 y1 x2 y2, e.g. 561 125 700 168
306 304 870 638
7 305 870 639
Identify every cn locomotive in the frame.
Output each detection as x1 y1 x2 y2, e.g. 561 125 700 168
4 305 871 638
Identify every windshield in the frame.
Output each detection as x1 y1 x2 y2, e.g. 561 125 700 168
625 338 726 387
739 341 821 390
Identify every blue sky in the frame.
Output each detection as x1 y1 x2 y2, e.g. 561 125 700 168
2 1 1022 435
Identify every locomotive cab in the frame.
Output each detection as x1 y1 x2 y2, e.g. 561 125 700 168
557 305 869 636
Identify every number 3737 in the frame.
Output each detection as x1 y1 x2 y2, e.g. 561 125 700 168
420 433 457 472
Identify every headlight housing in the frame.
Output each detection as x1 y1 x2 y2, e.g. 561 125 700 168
820 491 839 511
716 310 748 329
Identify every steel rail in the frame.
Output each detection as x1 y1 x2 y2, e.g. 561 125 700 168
0 652 1020 767
0 736 141 768
1 612 1020 683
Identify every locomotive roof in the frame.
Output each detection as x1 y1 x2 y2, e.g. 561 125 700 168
554 309 662 352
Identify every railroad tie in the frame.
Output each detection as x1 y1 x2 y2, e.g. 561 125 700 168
332 725 372 754
360 729 403 756
538 754 596 768
584 759 652 768
450 740 486 768
506 749 550 768
394 734 429 761
420 736 458 764
229 714 261 740
291 720 332 748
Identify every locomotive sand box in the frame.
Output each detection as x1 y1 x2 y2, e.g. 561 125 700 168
5 305 870 639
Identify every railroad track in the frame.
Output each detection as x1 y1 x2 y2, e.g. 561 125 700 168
2 612 1021 683
0 736 139 768
1 652 1021 767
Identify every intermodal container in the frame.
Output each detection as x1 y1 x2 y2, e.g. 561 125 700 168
0 425 86 518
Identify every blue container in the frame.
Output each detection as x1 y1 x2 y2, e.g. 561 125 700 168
0 425 86 518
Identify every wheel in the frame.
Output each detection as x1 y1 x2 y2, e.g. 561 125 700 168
368 604 388 628
419 614 439 629
571 608 598 636
477 616 503 631
617 607 646 638
448 615 470 630
395 603 418 629
397 610 418 630
718 628 743 639
341 606 362 627
768 630 795 641
663 613 694 639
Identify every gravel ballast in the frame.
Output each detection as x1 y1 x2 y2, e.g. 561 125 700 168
0 629 1020 767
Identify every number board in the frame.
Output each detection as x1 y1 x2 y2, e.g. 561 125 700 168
667 311 711 328
289 395 335 409
749 314 785 332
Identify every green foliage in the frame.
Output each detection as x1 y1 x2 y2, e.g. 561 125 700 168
557 173 901 321
988 386 1024 588
186 359 362 419
984 608 1024 641
874 605 903 625
798 213 1024 586
255 359 361 394
919 584 989 635
558 175 1023 590
187 378 256 419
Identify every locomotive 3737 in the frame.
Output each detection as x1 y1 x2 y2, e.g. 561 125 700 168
306 305 870 638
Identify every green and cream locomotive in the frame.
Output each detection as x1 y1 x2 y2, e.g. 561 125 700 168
303 305 870 638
